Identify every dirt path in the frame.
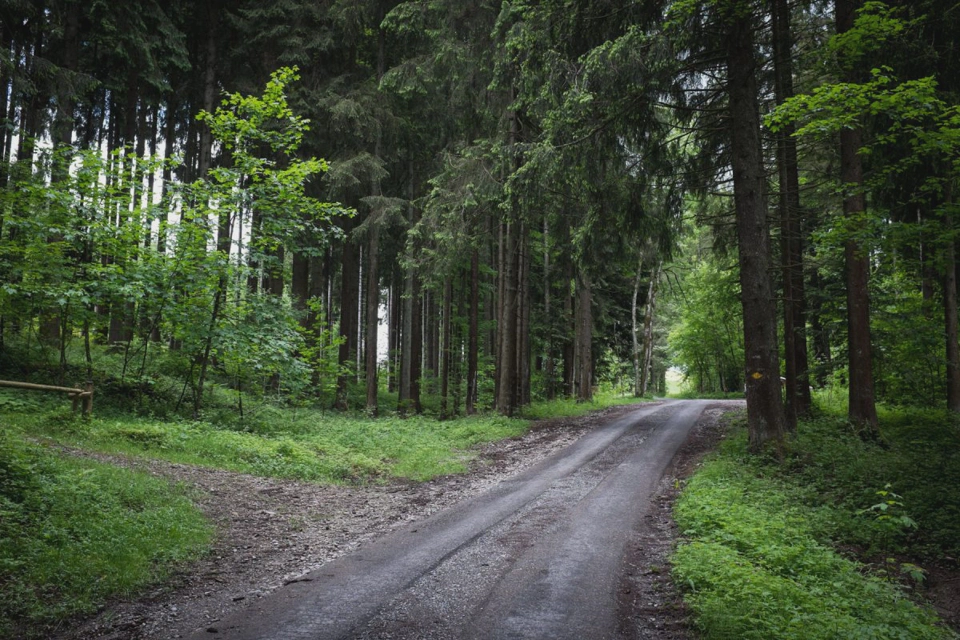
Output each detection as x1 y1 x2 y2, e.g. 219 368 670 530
53 400 740 640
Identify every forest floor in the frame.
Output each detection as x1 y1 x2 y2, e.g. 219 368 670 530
45 401 960 639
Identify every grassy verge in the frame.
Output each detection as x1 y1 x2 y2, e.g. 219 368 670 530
9 408 528 483
0 428 212 638
3 388 653 485
672 409 959 639
520 389 651 420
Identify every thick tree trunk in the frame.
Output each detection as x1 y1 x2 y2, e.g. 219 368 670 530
773 0 811 426
641 263 660 396
410 268 422 413
632 260 644 397
497 220 520 415
389 269 401 393
518 226 531 407
365 225 380 415
197 0 219 179
399 192 422 414
466 248 480 414
41 3 81 348
337 231 360 410
399 271 414 413
292 252 310 328
543 220 555 399
837 0 879 436
944 189 960 412
563 258 576 397
945 237 960 412
495 220 506 404
725 9 787 451
575 272 593 402
440 278 452 419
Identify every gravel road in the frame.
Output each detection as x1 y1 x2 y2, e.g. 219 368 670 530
190 400 715 640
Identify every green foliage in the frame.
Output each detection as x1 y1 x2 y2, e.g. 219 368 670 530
672 409 960 639
0 430 211 638
6 401 531 485
520 389 650 420
664 224 744 395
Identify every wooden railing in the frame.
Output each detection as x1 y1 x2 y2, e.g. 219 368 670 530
0 379 94 415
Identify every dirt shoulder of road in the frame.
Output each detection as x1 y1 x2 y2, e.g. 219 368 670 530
616 402 740 640
53 402 673 640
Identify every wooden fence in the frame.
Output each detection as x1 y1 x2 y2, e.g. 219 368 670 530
0 379 94 415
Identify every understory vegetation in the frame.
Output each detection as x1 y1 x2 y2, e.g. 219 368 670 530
673 405 960 639
0 428 212 638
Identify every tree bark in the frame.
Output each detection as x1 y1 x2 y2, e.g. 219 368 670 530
837 0 879 436
440 277 452 419
725 7 787 451
292 252 310 328
197 0 219 179
773 0 811 426
388 268 401 393
497 220 520 415
641 262 660 396
543 219 555 399
575 271 593 402
632 260 644 397
944 186 960 412
563 258 576 397
365 225 380 415
518 225 531 407
466 248 480 414
399 268 414 413
337 229 360 410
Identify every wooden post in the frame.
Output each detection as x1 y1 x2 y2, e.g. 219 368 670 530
83 380 94 416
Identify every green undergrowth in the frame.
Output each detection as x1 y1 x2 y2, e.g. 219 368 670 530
10 407 527 483
672 409 959 640
520 390 650 420
0 428 212 638
1 385 655 485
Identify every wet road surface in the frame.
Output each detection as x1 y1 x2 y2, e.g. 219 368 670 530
189 400 710 640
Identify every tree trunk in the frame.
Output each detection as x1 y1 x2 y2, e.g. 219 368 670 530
563 258 576 397
337 228 360 410
496 220 520 415
575 271 593 402
837 0 879 436
365 225 380 415
389 268 401 393
292 252 310 327
632 260 644 396
467 248 480 414
725 8 787 451
773 0 811 428
944 195 960 412
198 0 219 179
399 268 414 413
641 262 660 396
399 187 422 414
440 277 452 419
543 219 555 399
410 267 422 413
518 225 531 407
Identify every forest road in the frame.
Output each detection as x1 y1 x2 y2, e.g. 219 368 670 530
189 399 711 640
